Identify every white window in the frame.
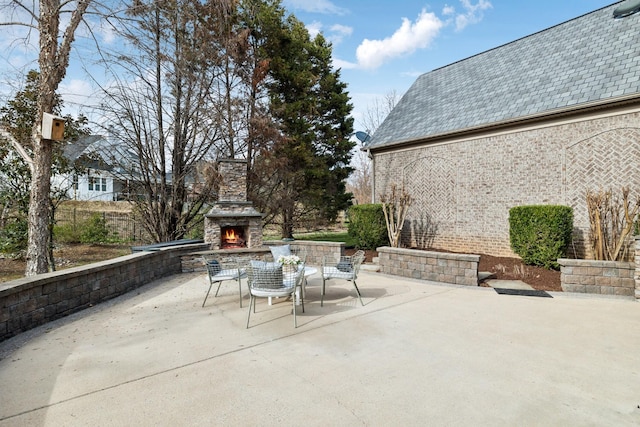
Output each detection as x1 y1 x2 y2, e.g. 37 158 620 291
88 176 108 192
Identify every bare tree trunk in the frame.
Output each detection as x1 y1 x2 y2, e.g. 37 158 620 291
25 137 53 274
380 184 412 248
24 0 90 275
586 188 640 261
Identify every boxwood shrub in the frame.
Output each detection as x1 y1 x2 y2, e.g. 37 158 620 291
508 205 573 269
347 204 389 250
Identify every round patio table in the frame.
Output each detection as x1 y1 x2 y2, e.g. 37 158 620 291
268 265 317 306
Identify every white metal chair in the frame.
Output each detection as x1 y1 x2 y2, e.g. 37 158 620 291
246 261 305 328
203 257 246 308
321 250 366 306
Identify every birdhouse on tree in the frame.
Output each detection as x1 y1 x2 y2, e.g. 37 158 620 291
42 112 65 141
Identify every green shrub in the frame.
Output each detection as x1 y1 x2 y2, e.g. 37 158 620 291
293 232 356 246
509 205 573 269
0 218 28 254
79 213 119 244
185 213 205 240
54 223 82 244
347 204 389 249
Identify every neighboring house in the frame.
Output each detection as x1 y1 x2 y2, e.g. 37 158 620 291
54 135 211 203
366 2 640 258
53 135 142 202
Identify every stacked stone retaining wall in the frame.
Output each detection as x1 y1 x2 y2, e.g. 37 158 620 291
5 238 637 342
558 258 635 297
377 247 479 286
0 243 209 342
636 237 640 299
181 240 345 272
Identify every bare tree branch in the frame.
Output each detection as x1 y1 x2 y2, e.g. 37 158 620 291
0 125 34 172
9 0 39 22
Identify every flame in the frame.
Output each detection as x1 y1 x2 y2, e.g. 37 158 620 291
224 229 238 242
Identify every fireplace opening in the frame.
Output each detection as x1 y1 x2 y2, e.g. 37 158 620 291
221 226 247 249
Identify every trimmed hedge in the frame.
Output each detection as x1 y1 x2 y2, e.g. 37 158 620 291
509 205 573 269
347 204 389 249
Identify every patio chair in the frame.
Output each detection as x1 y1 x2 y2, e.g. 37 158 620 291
320 250 366 307
291 247 308 264
202 257 246 308
267 244 307 264
246 260 305 328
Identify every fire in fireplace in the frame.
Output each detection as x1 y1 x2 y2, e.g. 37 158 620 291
221 226 247 249
204 159 264 250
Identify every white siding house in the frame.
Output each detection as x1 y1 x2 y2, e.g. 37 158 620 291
53 135 139 202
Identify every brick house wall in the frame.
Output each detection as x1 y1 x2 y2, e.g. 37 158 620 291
372 109 640 257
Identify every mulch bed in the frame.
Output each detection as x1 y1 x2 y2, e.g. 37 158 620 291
478 253 561 292
346 248 562 292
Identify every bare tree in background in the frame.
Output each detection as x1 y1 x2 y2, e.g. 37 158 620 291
0 0 91 275
360 90 398 134
94 0 233 242
348 90 398 205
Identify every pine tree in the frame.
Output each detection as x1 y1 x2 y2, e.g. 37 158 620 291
252 13 355 238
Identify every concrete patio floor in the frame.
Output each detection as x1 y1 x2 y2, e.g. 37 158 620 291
1 269 639 426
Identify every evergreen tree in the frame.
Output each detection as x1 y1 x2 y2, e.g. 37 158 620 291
251 12 354 238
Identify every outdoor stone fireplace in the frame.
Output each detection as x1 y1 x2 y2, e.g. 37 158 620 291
204 159 264 250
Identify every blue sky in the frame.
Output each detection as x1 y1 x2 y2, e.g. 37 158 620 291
284 0 616 132
0 0 618 133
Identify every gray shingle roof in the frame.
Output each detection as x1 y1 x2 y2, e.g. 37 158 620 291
367 2 640 150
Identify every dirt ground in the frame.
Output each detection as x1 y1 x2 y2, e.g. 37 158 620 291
0 244 132 283
3 245 561 292
477 253 561 292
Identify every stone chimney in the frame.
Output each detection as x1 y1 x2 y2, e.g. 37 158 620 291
204 159 264 249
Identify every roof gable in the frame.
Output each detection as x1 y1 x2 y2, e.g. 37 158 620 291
64 135 138 172
368 2 640 149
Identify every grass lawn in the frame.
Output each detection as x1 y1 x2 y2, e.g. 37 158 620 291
293 231 355 247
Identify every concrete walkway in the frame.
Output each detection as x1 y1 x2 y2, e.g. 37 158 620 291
1 270 639 426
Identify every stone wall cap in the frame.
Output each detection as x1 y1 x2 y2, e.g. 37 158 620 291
205 209 264 218
218 158 247 164
264 240 344 247
377 246 480 262
558 258 634 269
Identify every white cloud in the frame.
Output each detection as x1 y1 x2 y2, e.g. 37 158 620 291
283 0 348 15
355 9 443 70
328 24 353 45
306 21 323 38
332 57 358 70
455 0 492 31
442 5 456 16
98 21 118 45
58 79 99 117
306 21 352 46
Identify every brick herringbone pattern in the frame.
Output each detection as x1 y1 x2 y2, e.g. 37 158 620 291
404 156 456 231
374 112 640 257
566 128 640 232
